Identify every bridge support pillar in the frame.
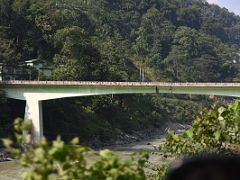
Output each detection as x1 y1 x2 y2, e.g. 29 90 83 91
24 100 43 143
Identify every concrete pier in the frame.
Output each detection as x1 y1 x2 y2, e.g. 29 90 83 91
24 100 43 142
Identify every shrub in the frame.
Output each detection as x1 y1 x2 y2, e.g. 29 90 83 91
162 101 240 155
2 118 149 180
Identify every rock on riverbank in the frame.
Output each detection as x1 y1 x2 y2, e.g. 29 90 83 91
88 122 191 149
0 148 14 162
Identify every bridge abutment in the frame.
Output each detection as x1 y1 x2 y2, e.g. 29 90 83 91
24 100 43 143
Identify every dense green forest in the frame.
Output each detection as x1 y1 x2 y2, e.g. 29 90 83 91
1 0 240 145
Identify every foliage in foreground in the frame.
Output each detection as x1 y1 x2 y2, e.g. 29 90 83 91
3 100 240 180
162 100 240 155
146 155 171 180
2 118 149 180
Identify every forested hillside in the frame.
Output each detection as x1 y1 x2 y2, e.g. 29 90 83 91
1 0 240 145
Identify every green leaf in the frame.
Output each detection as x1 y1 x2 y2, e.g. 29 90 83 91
218 107 226 115
234 115 240 123
214 131 221 141
25 134 32 144
11 149 20 157
21 121 32 131
70 137 79 145
218 116 224 121
183 129 194 138
99 149 114 158
2 138 13 148
15 133 23 145
13 118 24 132
172 134 180 142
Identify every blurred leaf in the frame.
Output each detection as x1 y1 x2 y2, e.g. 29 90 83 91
2 138 13 148
70 137 79 145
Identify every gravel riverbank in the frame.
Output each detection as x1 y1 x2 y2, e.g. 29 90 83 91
0 122 190 179
0 122 190 162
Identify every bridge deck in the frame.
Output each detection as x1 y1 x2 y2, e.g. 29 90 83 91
1 80 240 88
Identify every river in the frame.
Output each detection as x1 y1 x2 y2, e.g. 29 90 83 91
0 134 166 180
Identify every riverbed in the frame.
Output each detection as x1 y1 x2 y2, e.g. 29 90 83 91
0 134 166 180
0 161 22 180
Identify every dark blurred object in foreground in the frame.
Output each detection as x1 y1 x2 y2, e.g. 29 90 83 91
167 155 240 180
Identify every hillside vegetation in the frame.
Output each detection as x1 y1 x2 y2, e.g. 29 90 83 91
0 0 240 143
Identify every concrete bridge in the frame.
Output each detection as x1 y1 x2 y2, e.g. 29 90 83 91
1 80 240 142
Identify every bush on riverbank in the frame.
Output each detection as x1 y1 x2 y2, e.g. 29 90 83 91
162 100 240 155
150 100 240 179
